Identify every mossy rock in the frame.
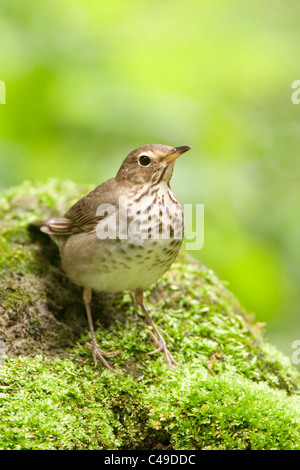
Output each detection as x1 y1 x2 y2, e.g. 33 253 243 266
0 179 299 450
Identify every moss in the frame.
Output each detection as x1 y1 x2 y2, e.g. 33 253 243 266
0 179 299 450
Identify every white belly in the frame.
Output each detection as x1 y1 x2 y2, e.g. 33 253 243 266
62 233 182 292
61 182 183 292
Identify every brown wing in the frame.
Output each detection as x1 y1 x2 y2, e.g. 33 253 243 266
41 178 120 237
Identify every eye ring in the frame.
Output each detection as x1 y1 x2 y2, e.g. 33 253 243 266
139 155 151 166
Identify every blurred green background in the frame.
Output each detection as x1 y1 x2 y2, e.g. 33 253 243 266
0 0 299 365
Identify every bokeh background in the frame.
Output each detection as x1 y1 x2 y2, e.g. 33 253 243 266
0 0 299 365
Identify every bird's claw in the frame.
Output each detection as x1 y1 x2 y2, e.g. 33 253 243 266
85 341 120 374
147 331 179 370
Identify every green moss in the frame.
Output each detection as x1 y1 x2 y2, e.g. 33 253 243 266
0 179 299 450
0 357 299 450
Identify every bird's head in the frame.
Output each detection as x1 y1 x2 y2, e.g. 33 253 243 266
116 144 192 185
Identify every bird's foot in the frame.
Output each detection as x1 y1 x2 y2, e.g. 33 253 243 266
147 331 179 370
85 340 120 374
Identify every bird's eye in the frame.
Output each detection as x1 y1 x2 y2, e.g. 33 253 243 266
139 155 151 166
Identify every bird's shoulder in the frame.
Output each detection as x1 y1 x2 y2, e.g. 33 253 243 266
42 177 122 236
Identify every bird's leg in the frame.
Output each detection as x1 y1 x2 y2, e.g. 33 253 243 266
134 288 178 370
83 287 120 373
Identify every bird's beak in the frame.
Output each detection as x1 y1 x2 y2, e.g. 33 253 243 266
163 146 192 164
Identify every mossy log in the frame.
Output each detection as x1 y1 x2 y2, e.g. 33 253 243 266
0 179 299 450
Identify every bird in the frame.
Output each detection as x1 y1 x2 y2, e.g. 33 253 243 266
38 144 192 373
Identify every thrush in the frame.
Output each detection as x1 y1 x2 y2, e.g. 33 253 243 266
38 144 191 373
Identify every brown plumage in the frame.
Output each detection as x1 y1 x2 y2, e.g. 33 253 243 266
37 144 192 373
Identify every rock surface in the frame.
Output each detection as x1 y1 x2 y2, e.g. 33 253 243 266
0 179 299 450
